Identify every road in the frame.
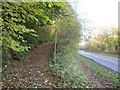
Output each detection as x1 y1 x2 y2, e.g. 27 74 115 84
78 50 119 72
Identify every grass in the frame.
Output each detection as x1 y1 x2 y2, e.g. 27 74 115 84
50 52 92 88
75 52 119 87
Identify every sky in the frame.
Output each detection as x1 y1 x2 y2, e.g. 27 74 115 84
70 0 119 30
69 0 119 45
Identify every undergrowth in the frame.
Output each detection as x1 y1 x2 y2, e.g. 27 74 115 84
49 52 92 88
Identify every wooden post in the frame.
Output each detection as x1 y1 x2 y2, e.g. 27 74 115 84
54 29 57 62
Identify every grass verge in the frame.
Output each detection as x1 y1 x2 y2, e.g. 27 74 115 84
49 53 92 88
74 52 119 87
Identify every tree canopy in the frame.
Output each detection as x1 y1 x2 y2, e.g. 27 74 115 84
2 2 72 64
81 27 119 54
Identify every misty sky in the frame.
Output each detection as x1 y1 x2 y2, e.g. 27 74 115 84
70 0 118 30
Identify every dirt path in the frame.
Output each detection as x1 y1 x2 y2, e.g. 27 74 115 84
2 41 115 88
3 42 61 88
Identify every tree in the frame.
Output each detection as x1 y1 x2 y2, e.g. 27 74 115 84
2 2 69 64
81 26 118 53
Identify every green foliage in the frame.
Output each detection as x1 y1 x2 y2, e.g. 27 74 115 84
2 52 11 64
37 25 55 42
50 4 88 87
2 2 68 64
2 2 89 87
50 53 92 88
75 53 119 87
82 27 119 54
56 15 81 54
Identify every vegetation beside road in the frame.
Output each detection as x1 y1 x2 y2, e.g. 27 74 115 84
80 27 119 55
2 1 119 89
2 2 70 64
75 52 119 87
2 2 92 88
50 53 92 88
